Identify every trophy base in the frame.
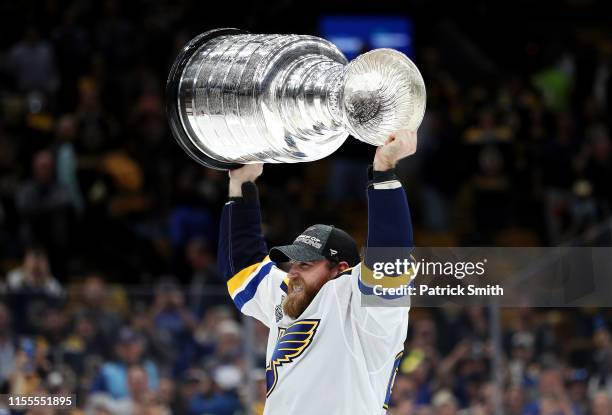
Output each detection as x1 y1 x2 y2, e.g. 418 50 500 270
166 28 247 170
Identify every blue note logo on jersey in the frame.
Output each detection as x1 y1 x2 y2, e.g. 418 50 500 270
266 319 320 397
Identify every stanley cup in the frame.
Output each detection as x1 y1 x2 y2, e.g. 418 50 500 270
166 28 426 169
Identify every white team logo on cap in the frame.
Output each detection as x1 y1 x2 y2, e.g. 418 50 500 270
296 235 322 249
330 249 338 255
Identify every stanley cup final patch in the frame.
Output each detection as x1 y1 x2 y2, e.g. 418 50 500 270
275 295 285 323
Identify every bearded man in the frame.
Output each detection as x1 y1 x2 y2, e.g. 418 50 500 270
218 130 417 414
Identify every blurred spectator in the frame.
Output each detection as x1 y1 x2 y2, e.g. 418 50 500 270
15 150 74 273
187 365 243 415
0 302 15 388
211 320 243 366
409 317 439 359
87 364 162 415
508 331 537 387
532 53 575 113
60 313 105 377
542 113 592 243
45 366 78 400
401 354 434 405
74 77 119 155
176 369 208 414
54 114 84 214
38 305 68 350
94 0 136 68
5 246 64 335
392 399 415 415
151 277 197 355
157 376 178 413
582 125 612 210
591 391 612 415
4 27 59 95
168 169 217 260
506 386 527 415
390 373 417 407
589 320 612 397
522 367 574 415
566 369 589 415
185 237 225 315
51 5 91 111
69 274 122 355
432 389 458 415
418 111 460 232
129 304 175 372
248 369 267 415
459 122 514 243
175 310 244 381
90 327 160 399
8 337 50 395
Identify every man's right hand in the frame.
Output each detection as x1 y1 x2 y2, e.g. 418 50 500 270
228 163 263 197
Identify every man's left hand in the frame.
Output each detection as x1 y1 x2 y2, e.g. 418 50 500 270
373 130 418 171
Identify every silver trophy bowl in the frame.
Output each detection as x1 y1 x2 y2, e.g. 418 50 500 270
166 28 426 169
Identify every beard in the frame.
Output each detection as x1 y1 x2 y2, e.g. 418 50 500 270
282 276 320 319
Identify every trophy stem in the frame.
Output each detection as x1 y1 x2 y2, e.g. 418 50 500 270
271 55 347 142
325 68 346 125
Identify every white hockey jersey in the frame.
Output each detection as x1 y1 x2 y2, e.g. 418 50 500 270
227 256 409 415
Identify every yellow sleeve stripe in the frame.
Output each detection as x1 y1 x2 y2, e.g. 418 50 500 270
227 256 270 297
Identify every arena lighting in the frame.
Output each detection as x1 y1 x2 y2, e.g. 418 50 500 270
319 15 414 59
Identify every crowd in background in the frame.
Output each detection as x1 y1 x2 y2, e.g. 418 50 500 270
2 249 612 415
1 0 612 414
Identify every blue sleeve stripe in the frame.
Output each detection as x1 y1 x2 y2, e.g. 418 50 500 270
280 279 288 294
233 261 275 310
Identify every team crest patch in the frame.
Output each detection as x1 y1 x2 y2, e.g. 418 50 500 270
266 319 320 396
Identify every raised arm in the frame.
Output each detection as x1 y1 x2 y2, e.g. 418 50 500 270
367 130 417 250
347 130 417 376
217 164 267 281
218 164 287 325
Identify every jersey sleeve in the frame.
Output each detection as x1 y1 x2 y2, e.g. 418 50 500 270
331 264 409 387
218 182 286 327
365 168 413 249
226 256 287 327
349 266 410 337
350 168 413 339
218 182 268 280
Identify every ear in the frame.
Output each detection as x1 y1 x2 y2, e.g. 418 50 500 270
329 261 351 280
337 261 350 273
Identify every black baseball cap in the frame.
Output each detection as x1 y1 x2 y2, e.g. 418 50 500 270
269 224 360 267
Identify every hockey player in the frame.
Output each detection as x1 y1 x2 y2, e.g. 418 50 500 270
218 130 417 414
